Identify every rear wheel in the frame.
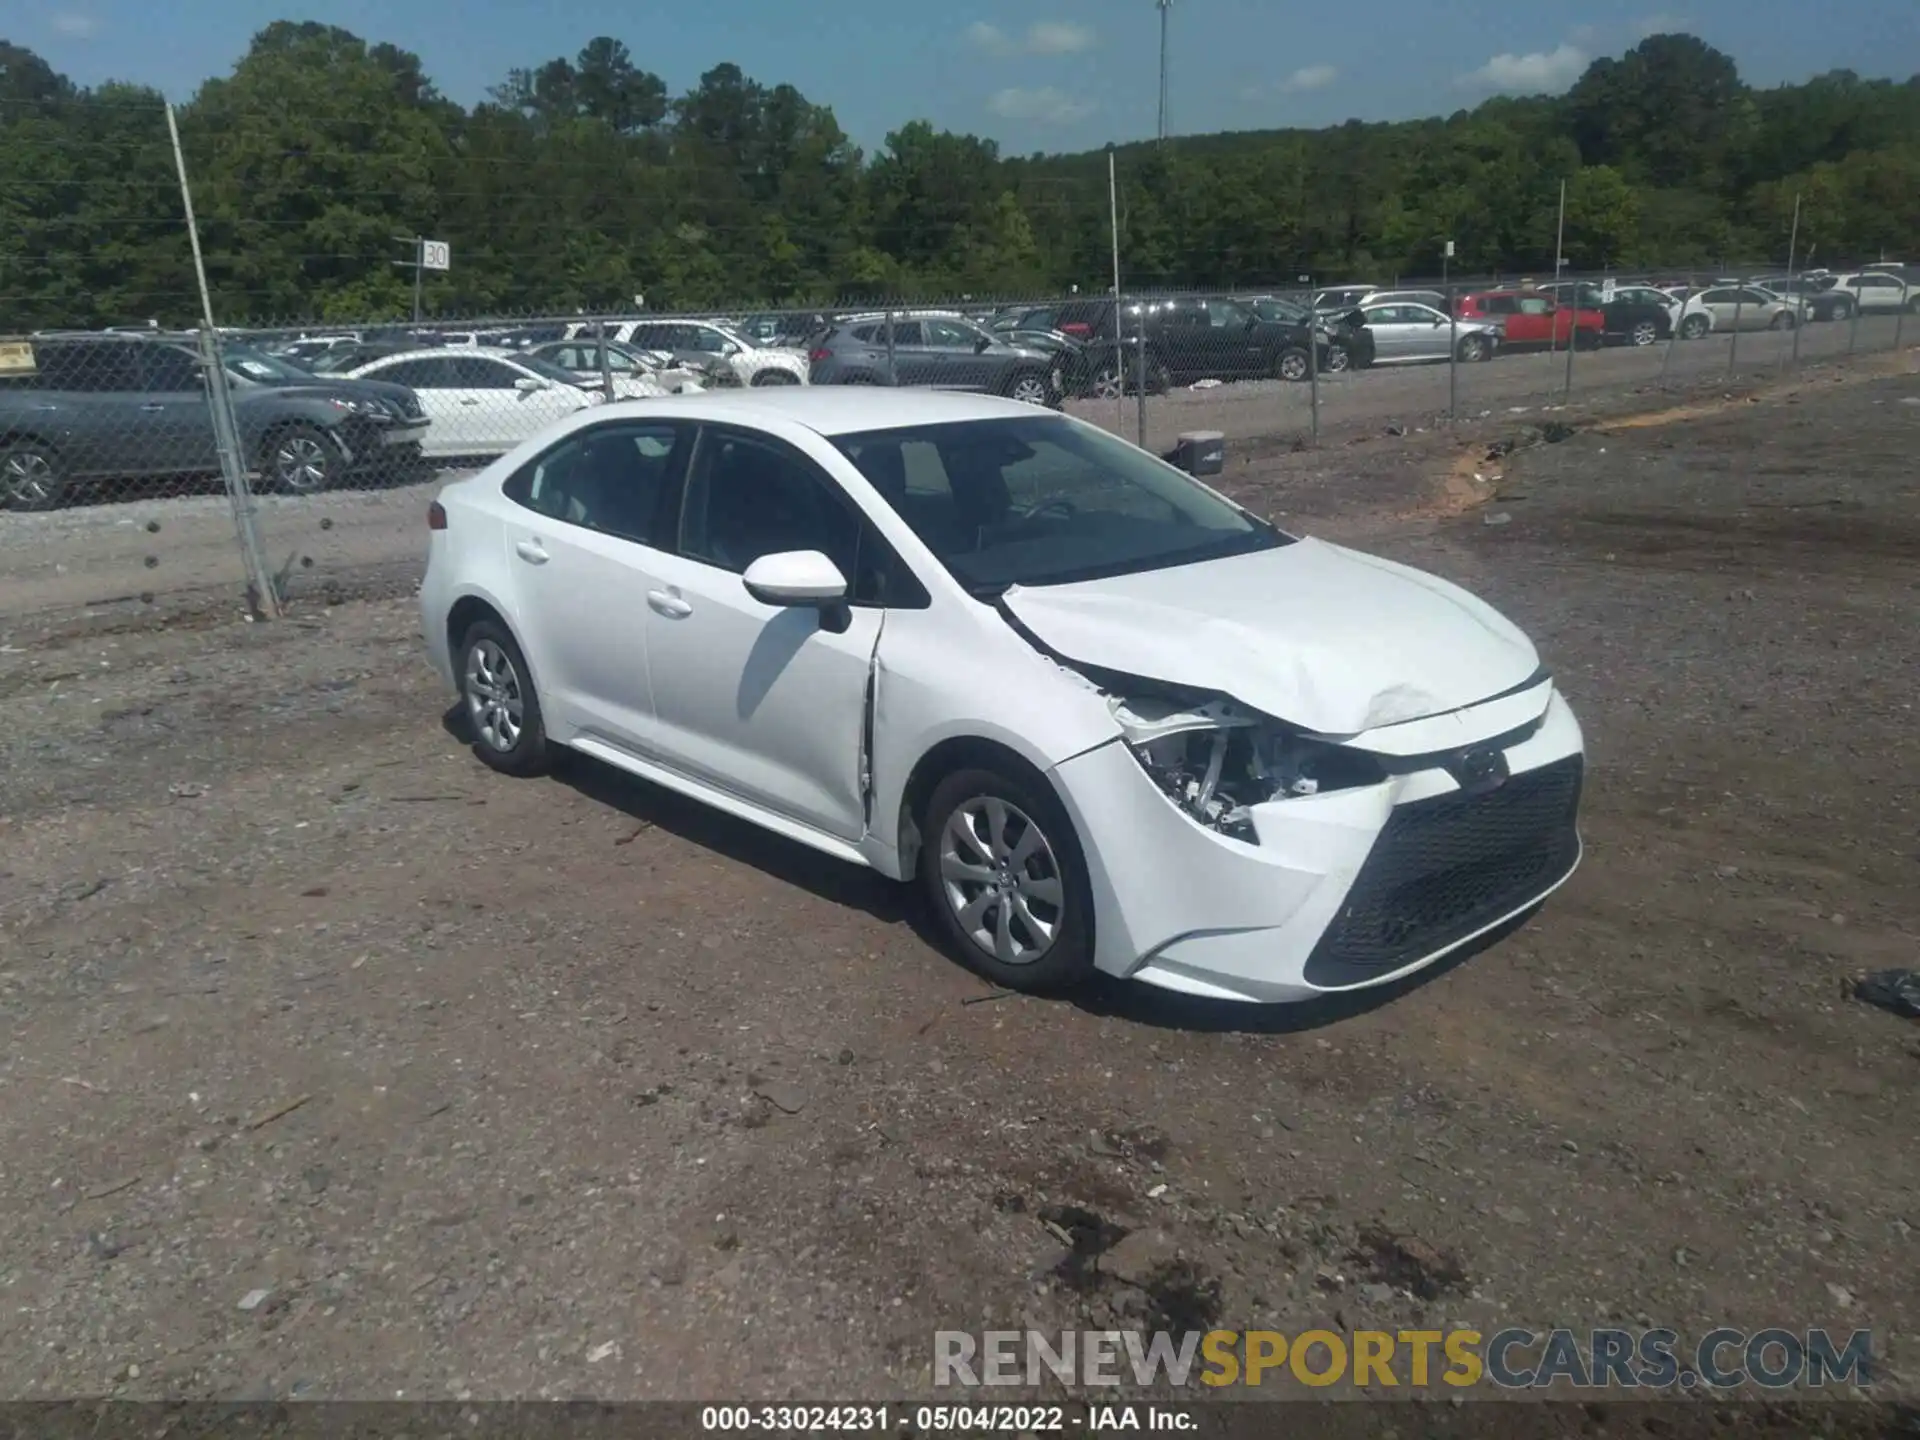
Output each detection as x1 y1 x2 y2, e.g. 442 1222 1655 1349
751 371 799 386
1323 345 1352 374
1006 369 1051 406
0 439 65 511
920 766 1094 995
1275 347 1310 382
1830 298 1855 322
457 619 552 777
1770 311 1796 331
1629 319 1660 347
1679 315 1711 340
1456 334 1491 363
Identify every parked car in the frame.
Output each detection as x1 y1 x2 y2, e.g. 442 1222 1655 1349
1820 271 1916 316
1456 290 1604 349
344 348 614 459
1678 286 1804 337
567 318 810 387
1750 277 1853 322
0 335 427 509
807 314 1063 405
528 339 709 395
1243 296 1375 369
1062 296 1356 389
1535 282 1675 347
1356 301 1499 364
1361 289 1453 314
419 387 1585 1002
997 328 1100 397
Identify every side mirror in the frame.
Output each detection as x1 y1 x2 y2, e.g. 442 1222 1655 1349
515 376 547 392
742 550 851 632
974 336 992 353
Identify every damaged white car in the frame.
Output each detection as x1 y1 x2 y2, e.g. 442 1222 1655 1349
419 389 1584 1004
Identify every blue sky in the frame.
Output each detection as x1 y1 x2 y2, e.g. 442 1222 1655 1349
20 0 1920 153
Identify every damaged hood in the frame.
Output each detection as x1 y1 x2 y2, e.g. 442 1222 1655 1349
1001 537 1542 735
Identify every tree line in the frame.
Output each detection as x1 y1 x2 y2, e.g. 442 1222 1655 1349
1 21 1915 328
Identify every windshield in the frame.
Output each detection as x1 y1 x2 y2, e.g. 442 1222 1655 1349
833 415 1285 596
225 348 316 383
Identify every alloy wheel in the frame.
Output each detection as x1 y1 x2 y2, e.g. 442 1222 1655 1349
274 433 330 493
1009 373 1050 405
1091 367 1125 400
1324 346 1352 373
464 638 525 753
1631 321 1659 346
2 450 57 507
938 796 1064 966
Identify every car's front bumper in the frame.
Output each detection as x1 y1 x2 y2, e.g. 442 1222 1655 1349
1049 689 1585 1004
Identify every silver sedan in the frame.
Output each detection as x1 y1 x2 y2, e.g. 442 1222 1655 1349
1359 302 1500 365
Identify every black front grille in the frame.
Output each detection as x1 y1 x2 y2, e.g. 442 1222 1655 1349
1302 756 1583 988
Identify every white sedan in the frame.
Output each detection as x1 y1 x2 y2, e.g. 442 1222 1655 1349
418 390 1585 1004
347 348 667 458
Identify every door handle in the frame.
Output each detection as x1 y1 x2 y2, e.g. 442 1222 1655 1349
459 397 481 406
647 589 692 619
140 403 165 413
514 540 548 565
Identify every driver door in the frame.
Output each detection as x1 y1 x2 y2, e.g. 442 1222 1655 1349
921 317 994 390
638 425 890 841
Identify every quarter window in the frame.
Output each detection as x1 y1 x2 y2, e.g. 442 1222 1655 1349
504 423 685 545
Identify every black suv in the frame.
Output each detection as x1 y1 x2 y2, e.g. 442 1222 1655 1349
0 335 428 509
998 296 1357 392
806 314 1063 405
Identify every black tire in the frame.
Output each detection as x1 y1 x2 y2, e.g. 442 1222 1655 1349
1770 311 1796 331
1628 319 1660 347
1323 345 1352 374
0 438 66 512
1680 315 1711 340
920 764 1094 995
456 618 552 777
1275 347 1311 382
1831 299 1854 322
751 371 799 386
1004 368 1053 406
1907 295 1920 315
840 372 880 386
261 422 338 496
1456 334 1491 363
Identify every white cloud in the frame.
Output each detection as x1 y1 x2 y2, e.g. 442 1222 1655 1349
1276 64 1339 93
1456 43 1588 94
966 20 1096 56
1634 13 1691 37
50 12 101 38
986 86 1095 125
1026 21 1095 54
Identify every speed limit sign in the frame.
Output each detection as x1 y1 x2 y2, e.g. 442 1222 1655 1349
420 239 451 271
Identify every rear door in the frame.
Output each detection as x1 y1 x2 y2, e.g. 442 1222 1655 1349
921 317 996 389
361 356 466 455
852 320 940 386
139 343 220 474
1361 304 1423 361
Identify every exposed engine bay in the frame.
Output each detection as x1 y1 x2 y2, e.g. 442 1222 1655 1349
1108 690 1388 844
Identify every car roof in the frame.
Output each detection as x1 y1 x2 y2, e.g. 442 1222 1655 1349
602 385 1049 437
351 347 518 366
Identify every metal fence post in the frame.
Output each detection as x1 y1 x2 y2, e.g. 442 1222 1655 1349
1562 296 1577 400
1896 290 1909 352
1847 289 1862 355
1306 315 1320 448
884 306 897 385
1729 289 1744 378
1133 300 1147 448
166 101 279 620
1447 281 1459 421
596 317 614 400
1112 298 1126 434
1660 300 1681 386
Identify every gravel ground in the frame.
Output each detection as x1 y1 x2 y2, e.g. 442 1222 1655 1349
0 358 1916 1409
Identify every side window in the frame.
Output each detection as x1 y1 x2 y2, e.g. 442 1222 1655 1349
686 327 732 354
142 347 204 392
1484 296 1517 315
378 358 456 388
678 430 918 607
455 357 522 389
923 319 978 348
33 343 143 392
504 422 685 544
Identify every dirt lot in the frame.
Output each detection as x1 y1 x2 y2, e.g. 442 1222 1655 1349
0 357 1916 1410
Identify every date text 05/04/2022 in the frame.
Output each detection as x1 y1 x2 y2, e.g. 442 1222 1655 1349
698 1404 1196 1431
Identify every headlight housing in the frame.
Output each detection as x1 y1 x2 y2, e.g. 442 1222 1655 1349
1113 694 1388 844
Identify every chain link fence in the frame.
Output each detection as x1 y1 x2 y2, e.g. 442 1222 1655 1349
1 93 1915 625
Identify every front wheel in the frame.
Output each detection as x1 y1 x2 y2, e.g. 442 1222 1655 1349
1629 319 1660 347
751 370 799 386
263 422 338 495
0 439 66 511
1275 347 1311 382
1770 312 1796 331
1456 334 1491 363
1679 315 1711 340
457 620 552 777
920 766 1094 995
1830 299 1854 322
1322 345 1352 374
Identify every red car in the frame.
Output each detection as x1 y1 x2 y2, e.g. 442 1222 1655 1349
1457 290 1604 348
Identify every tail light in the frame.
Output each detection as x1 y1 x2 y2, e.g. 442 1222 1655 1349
809 347 833 362
427 500 447 531
1061 322 1091 337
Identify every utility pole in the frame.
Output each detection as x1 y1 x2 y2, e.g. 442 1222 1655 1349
393 236 425 323
1157 0 1172 142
